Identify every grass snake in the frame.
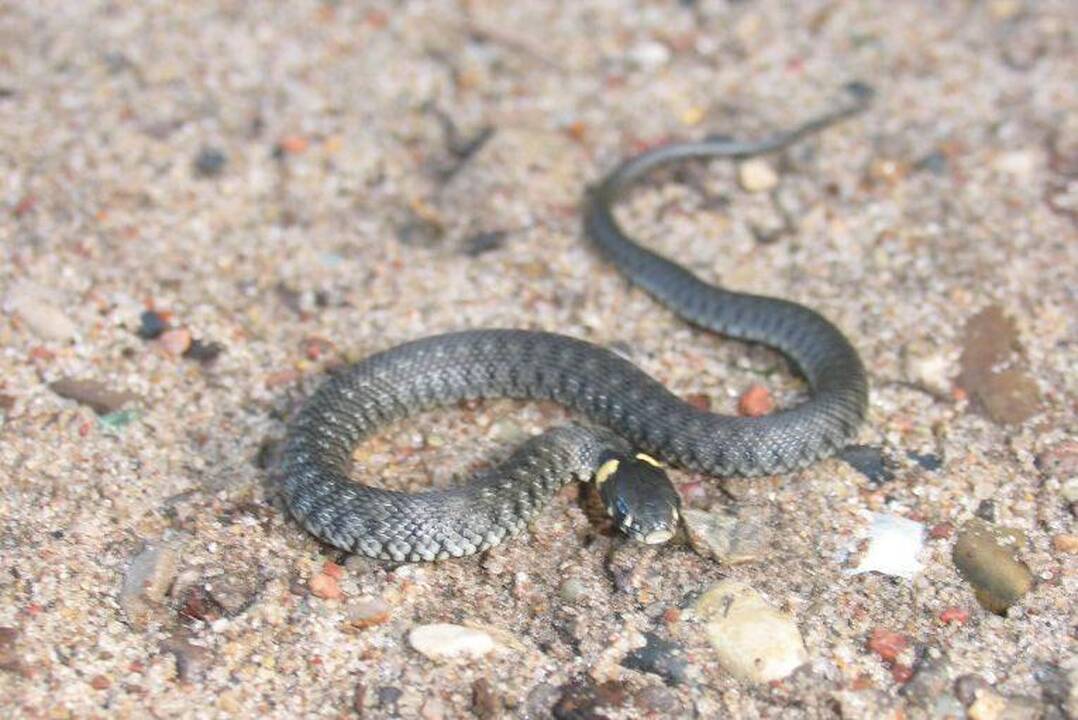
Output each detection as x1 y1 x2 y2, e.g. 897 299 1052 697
281 84 872 562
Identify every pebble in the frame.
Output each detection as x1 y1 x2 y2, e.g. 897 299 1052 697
902 339 952 397
344 597 391 631
120 541 182 630
193 147 227 178
1051 534 1078 554
738 158 780 193
137 310 169 339
694 580 808 683
407 624 495 661
308 572 343 601
628 40 671 70
552 679 628 719
952 518 1034 614
471 678 500 719
737 384 774 416
6 283 77 340
851 512 925 579
682 505 773 564
621 632 689 685
967 688 1009 720
867 628 909 663
558 577 588 603
158 328 193 356
957 305 1042 425
993 149 1037 179
50 377 142 416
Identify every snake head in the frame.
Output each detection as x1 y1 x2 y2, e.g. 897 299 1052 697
595 452 681 545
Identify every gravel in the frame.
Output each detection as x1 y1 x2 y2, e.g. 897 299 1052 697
1 0 1073 716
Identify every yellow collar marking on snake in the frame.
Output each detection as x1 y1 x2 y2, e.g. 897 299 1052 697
634 452 663 467
595 458 620 485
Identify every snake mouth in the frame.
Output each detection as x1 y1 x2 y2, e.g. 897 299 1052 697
642 528 675 545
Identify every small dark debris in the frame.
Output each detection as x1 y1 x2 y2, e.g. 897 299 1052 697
137 310 168 339
49 377 142 416
193 147 227 178
622 632 689 686
0 88 14 99
462 230 507 257
377 686 403 713
396 211 445 248
553 679 628 720
915 151 948 175
974 499 996 522
472 677 501 719
908 451 943 471
840 445 894 484
182 339 225 364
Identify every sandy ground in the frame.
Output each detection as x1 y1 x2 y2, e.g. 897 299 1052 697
1 1 1076 718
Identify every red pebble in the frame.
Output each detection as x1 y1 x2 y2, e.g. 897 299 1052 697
90 675 111 690
929 522 954 539
309 573 343 600
738 384 775 417
684 393 711 411
891 663 913 683
322 561 344 580
867 627 909 663
938 607 970 625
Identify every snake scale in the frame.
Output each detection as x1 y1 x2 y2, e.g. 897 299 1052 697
281 84 872 562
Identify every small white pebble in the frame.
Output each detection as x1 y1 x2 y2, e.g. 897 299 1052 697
738 159 779 193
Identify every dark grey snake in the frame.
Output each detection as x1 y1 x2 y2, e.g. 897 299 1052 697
281 84 872 562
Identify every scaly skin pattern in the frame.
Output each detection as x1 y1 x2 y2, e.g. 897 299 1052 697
281 87 871 561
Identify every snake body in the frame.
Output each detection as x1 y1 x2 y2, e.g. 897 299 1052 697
281 86 871 562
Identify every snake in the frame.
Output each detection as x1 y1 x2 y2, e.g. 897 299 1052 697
280 84 872 562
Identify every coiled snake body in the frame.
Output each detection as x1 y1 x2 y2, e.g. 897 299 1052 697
281 86 872 562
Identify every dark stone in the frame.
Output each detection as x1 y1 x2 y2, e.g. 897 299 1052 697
137 310 168 339
915 151 949 175
462 230 507 257
377 686 403 713
193 147 227 178
840 445 894 484
974 499 996 522
183 339 225 364
552 679 628 720
908 451 943 471
622 632 689 686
